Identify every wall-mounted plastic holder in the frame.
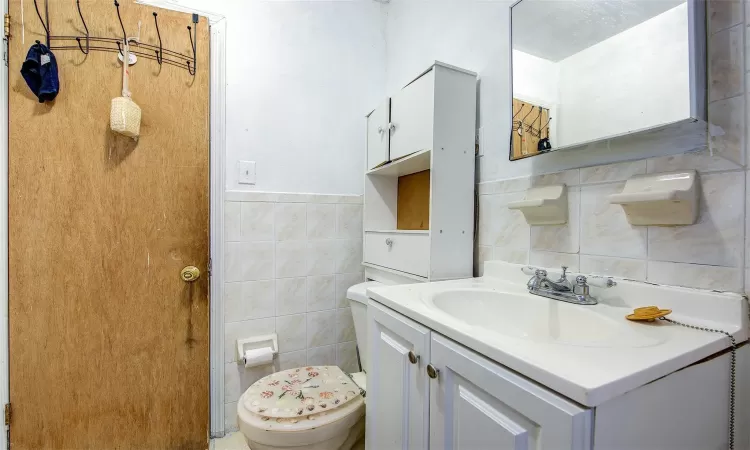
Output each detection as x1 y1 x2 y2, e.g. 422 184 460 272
236 333 278 362
508 184 568 225
608 170 699 226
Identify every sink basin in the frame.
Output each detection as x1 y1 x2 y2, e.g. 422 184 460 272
427 288 661 348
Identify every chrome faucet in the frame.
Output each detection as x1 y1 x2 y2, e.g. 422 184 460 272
522 266 616 305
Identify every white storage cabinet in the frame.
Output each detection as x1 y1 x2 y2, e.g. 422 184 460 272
363 62 477 282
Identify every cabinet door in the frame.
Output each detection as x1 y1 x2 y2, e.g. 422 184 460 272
390 69 435 161
367 99 390 170
429 334 592 450
367 301 431 450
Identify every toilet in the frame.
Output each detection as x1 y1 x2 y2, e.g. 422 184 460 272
237 281 381 450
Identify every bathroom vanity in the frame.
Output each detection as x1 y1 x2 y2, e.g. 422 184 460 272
365 261 749 450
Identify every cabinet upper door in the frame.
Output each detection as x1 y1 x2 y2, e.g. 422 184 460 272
367 99 390 170
389 69 435 161
367 301 431 450
429 334 592 450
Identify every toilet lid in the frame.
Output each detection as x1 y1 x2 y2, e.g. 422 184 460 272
241 366 363 420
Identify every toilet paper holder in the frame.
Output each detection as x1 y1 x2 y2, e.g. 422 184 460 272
236 334 278 362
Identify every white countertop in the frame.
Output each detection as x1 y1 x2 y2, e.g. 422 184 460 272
366 261 748 407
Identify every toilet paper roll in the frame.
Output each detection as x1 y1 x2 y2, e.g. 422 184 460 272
243 347 274 368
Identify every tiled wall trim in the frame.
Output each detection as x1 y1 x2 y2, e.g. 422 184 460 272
225 191 364 204
223 192 364 431
477 151 748 293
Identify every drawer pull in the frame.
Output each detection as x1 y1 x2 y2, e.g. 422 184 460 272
385 238 393 248
427 364 439 379
408 351 419 364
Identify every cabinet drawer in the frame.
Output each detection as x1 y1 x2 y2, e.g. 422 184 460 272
364 232 429 277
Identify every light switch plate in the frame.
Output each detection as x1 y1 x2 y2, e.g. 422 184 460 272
238 161 256 185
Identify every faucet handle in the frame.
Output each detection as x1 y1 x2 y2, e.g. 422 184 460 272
587 276 617 288
535 269 548 278
573 275 589 296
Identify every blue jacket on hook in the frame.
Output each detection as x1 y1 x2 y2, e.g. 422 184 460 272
21 41 59 103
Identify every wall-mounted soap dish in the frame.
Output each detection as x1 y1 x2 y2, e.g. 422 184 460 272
608 170 699 226
508 184 568 225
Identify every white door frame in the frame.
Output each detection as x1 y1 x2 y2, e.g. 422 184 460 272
0 1 229 443
0 0 9 449
207 16 228 438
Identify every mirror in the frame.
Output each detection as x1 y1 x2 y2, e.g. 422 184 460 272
510 0 705 161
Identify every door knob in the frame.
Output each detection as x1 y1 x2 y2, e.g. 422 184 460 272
427 364 439 379
180 266 200 282
408 351 419 364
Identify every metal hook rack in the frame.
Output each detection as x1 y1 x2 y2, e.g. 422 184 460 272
512 103 527 120
75 0 89 55
114 1 126 43
32 0 198 74
186 14 198 75
32 0 49 47
153 12 163 65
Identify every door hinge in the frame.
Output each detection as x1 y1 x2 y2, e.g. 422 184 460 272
207 257 212 277
4 403 11 427
3 14 10 39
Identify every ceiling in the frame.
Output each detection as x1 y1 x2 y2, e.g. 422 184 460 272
512 0 685 62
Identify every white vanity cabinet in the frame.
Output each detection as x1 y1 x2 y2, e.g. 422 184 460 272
368 301 592 450
366 301 431 450
430 334 592 450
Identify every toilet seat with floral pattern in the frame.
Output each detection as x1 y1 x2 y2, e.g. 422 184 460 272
239 365 365 432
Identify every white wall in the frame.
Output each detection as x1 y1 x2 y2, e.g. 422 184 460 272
384 0 713 183
556 3 691 147
172 0 386 195
385 0 521 181
512 50 558 106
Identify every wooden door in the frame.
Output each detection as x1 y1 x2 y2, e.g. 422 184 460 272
429 334 592 450
366 301 430 450
366 99 390 170
389 68 435 161
7 2 210 449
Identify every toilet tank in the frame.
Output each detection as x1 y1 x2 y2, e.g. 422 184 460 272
346 281 381 373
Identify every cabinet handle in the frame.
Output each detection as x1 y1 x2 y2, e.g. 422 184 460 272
426 364 439 379
408 351 419 364
388 122 396 132
385 238 393 247
377 126 384 134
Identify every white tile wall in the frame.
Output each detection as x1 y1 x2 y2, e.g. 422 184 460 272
478 154 747 292
477 2 750 294
223 192 364 432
